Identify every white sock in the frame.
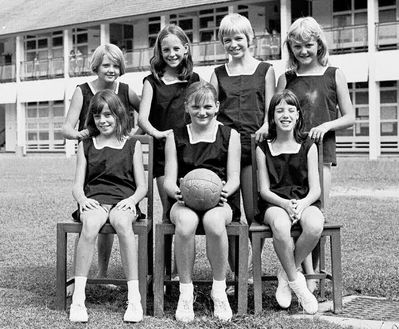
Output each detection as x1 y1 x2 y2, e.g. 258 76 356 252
127 280 141 303
212 279 227 296
179 282 194 298
72 276 87 305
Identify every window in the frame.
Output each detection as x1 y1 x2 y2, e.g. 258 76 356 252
25 101 65 151
332 0 368 50
337 82 369 138
198 6 228 42
380 81 398 137
170 13 195 42
148 16 161 48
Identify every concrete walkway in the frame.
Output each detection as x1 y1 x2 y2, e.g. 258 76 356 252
293 296 399 329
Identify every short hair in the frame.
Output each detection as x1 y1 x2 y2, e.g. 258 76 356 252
218 13 254 46
184 81 218 105
267 89 307 143
150 24 193 81
85 89 130 141
89 44 126 76
285 17 329 70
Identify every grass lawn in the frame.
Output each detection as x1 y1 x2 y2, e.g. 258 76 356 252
0 154 398 328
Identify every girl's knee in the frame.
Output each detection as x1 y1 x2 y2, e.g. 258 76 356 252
109 210 135 234
301 208 324 237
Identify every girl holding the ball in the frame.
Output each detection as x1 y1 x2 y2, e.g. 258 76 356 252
164 81 241 323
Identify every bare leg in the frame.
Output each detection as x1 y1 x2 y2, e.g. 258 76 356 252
264 207 297 281
203 204 232 280
97 234 114 277
109 208 138 280
170 203 199 283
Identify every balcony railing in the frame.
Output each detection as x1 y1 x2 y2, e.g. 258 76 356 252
0 64 16 82
124 35 281 71
20 57 65 81
376 20 399 50
324 24 368 54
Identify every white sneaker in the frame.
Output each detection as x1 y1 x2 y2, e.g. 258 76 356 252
307 278 318 293
211 290 232 321
123 300 143 322
289 272 318 314
276 267 292 308
69 303 88 322
175 294 194 323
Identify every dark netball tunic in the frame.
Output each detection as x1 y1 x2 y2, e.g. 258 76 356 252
144 72 200 177
78 82 134 131
285 67 339 165
256 137 320 222
214 62 272 166
83 137 138 205
171 124 240 221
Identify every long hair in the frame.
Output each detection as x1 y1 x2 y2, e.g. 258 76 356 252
85 89 130 141
218 13 254 47
285 17 329 71
89 43 126 76
150 24 193 81
267 89 307 143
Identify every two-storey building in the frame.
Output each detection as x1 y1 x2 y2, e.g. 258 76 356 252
0 0 398 159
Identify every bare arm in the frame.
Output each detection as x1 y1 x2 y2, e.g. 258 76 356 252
223 129 241 199
209 71 219 99
255 66 276 142
163 132 181 201
128 87 141 112
295 144 321 218
116 141 148 210
72 142 100 210
138 80 172 139
309 69 355 141
276 73 287 93
62 87 90 140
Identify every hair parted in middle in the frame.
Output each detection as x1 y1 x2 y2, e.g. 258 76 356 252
85 89 130 141
285 16 329 70
267 89 307 143
218 13 254 47
89 43 126 76
150 24 194 81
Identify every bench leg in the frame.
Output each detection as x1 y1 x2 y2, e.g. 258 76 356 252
138 231 147 315
154 226 165 317
252 232 263 314
56 225 67 310
237 229 248 315
319 237 326 299
330 231 343 313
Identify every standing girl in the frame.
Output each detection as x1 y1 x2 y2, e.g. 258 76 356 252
210 13 275 227
276 16 355 289
69 90 147 323
256 89 323 314
139 24 200 219
163 81 241 322
63 44 141 287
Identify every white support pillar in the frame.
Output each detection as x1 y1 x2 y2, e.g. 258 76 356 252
368 0 380 160
160 15 167 29
64 29 71 78
280 0 291 63
100 24 110 44
15 36 26 156
64 28 76 157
